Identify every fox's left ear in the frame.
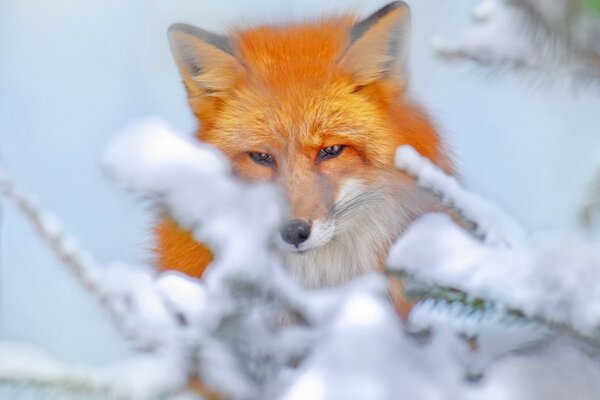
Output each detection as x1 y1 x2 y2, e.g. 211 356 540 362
168 23 243 97
341 1 410 86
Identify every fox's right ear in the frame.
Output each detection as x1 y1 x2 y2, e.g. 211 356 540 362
168 23 242 97
341 1 410 86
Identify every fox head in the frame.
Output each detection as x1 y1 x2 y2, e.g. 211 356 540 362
167 1 451 287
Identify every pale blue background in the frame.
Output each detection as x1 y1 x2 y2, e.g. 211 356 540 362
1 0 599 366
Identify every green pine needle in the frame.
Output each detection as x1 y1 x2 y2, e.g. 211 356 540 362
388 269 600 347
584 0 600 16
403 278 524 320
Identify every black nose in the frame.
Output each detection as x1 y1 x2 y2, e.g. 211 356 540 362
280 219 311 247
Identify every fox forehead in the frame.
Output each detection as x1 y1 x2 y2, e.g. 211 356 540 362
207 84 388 152
234 18 355 87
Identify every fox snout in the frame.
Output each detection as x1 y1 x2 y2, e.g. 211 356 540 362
277 213 337 253
280 219 311 247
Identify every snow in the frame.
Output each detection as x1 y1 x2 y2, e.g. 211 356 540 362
103 117 284 261
281 276 453 400
155 272 207 322
0 342 76 384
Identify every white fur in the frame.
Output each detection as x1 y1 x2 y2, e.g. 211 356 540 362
278 177 433 289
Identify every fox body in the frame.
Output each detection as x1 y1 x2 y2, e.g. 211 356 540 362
157 2 452 291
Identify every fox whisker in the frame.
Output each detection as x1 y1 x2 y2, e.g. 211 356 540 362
333 188 389 232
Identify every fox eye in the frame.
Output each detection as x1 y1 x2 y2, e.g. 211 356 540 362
248 151 275 166
318 145 345 160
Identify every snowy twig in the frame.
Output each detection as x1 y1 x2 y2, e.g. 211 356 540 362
0 169 200 400
395 145 527 247
0 342 191 400
0 168 187 352
0 169 103 293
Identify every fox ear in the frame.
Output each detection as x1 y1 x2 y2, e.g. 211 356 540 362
341 1 410 86
168 23 242 97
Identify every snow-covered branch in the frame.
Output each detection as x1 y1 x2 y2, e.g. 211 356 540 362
0 170 103 295
391 146 600 341
395 145 527 247
434 0 600 81
0 164 198 354
0 342 189 400
4 119 600 399
388 213 600 339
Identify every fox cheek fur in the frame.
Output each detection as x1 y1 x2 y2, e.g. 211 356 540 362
157 1 453 288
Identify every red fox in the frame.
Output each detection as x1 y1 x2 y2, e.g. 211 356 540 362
157 1 452 314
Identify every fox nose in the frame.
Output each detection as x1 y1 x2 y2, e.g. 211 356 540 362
280 219 311 247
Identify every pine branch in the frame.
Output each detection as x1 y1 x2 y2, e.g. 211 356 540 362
398 273 600 348
391 146 600 344
395 145 527 247
0 168 193 353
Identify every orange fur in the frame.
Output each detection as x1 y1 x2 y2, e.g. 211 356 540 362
155 218 213 277
158 2 452 282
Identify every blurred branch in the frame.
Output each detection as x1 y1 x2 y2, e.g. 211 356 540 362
0 168 189 352
0 169 103 293
0 342 193 400
435 0 600 81
579 153 600 230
